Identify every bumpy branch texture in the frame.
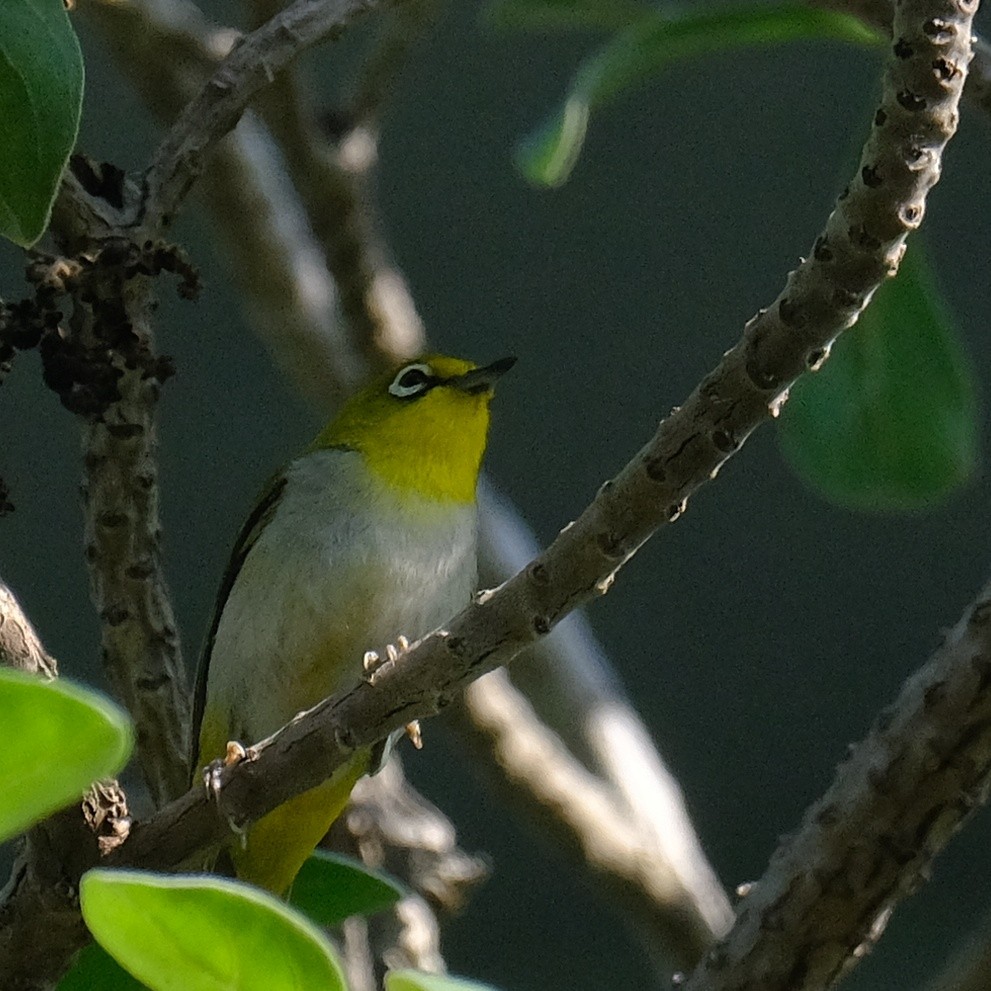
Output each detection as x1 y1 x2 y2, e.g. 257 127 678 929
682 578 991 991
111 0 976 891
0 579 56 677
81 2 736 963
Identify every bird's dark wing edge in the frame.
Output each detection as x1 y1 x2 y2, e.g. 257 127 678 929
189 472 288 779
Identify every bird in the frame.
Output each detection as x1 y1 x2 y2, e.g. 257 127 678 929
191 353 515 894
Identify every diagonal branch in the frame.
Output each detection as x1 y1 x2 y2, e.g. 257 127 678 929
80 4 733 966
681 578 991 991
140 0 396 231
812 0 991 114
111 0 977 881
454 668 725 968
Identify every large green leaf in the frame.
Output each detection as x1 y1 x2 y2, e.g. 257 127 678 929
386 970 502 991
80 870 347 991
517 4 881 187
289 849 405 926
0 0 84 246
58 944 148 991
0 670 133 842
779 242 978 510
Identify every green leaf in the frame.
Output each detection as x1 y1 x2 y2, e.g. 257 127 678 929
0 0 84 246
487 0 645 33
289 849 405 926
58 944 148 991
0 670 133 842
779 242 978 510
386 970 502 991
517 4 881 187
80 870 347 991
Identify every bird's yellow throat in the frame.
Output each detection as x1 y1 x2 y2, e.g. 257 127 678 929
311 355 497 504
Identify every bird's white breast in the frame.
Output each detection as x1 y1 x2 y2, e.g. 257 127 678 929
207 448 477 741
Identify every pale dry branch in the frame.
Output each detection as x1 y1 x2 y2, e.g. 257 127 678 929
476 485 733 958
243 4 425 370
455 668 724 968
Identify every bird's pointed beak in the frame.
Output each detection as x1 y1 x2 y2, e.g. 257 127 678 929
451 356 517 395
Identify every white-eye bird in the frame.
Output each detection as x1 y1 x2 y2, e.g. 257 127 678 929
192 354 514 894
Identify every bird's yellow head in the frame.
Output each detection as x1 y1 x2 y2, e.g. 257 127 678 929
312 354 515 504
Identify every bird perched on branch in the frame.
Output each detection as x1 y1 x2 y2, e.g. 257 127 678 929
192 354 514 893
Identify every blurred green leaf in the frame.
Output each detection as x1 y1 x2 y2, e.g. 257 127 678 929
289 849 405 926
58 944 148 991
0 0 84 246
81 870 347 991
0 670 133 842
517 4 881 187
779 242 978 510
386 970 502 991
488 0 645 32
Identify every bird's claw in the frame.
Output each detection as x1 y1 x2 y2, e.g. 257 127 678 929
363 635 411 686
201 741 255 847
405 719 423 749
201 740 256 801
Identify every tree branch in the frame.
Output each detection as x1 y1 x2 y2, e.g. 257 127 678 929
33 198 193 808
812 0 991 115
78 10 731 969
0 579 129 991
140 0 396 231
454 669 724 968
0 578 56 678
111 0 975 875
681 577 991 991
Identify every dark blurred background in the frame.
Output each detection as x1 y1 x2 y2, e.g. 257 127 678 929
2 1 991 988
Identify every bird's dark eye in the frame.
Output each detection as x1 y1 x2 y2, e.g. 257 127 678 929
388 363 434 398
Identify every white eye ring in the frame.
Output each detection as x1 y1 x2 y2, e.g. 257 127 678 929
388 363 434 398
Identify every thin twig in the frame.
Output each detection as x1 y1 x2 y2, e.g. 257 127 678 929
141 0 395 231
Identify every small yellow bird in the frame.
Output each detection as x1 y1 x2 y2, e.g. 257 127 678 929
192 354 514 894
